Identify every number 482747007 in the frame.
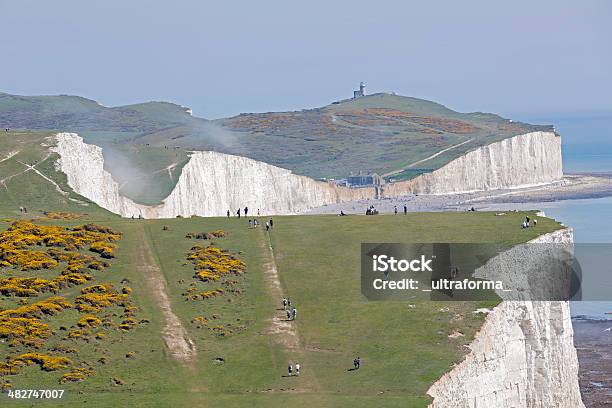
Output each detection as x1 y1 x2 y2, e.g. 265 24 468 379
6 389 65 399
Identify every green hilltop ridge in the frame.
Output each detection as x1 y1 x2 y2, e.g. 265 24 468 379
0 91 553 205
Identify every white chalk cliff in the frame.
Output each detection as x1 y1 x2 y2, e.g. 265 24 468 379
52 133 374 217
385 131 563 196
427 228 585 408
52 131 562 218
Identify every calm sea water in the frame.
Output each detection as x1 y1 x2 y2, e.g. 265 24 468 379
533 198 612 320
516 113 612 319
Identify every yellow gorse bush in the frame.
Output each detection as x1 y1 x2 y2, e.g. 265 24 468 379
0 297 72 346
12 353 71 371
75 284 129 312
188 245 246 282
0 296 72 319
0 316 51 345
0 221 137 383
77 314 102 328
0 222 121 270
59 367 95 383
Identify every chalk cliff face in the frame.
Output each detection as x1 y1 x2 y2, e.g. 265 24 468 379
52 133 375 217
53 131 562 218
385 131 563 196
427 229 585 408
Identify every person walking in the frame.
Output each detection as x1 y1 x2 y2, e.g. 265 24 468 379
295 363 301 376
244 206 249 217
269 218 274 229
292 307 297 320
265 221 270 231
394 206 398 215
283 297 288 310
404 205 407 215
288 364 293 376
287 298 291 308
237 208 241 218
355 356 361 369
227 210 230 218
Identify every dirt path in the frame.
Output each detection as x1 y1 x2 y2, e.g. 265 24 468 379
260 232 300 350
382 137 474 177
1 153 74 200
134 225 196 362
259 230 324 394
0 150 19 163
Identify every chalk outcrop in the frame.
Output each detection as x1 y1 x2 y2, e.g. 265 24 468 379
52 133 375 217
385 131 562 196
427 229 585 408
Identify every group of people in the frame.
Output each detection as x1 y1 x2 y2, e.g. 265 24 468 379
365 205 379 215
393 205 408 215
247 217 274 231
282 297 297 320
18 206 27 214
228 207 261 219
364 204 410 215
287 362 301 376
522 216 537 229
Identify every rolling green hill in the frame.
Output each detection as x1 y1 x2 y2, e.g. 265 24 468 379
0 91 552 204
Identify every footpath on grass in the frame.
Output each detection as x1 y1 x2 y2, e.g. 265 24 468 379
133 224 196 362
260 227 322 394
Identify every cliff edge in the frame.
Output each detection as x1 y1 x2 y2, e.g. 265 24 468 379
427 228 585 408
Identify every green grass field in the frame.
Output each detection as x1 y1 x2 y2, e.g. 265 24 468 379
0 210 560 407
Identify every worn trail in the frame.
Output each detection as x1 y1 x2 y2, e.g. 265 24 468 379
134 225 196 362
259 229 324 394
260 230 300 350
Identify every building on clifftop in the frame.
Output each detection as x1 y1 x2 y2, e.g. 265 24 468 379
353 82 366 98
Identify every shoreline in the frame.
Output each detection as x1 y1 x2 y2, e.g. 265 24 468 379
306 174 612 215
572 320 612 408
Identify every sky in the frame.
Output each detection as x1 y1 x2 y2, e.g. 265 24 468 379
1 0 611 119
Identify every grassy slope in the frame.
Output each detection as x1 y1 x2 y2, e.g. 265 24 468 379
0 132 112 218
0 92 552 205
0 212 561 408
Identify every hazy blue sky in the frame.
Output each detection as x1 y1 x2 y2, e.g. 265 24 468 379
1 0 610 119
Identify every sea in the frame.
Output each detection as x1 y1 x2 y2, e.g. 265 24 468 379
517 113 612 320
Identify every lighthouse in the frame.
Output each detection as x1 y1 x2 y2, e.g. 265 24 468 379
353 82 366 99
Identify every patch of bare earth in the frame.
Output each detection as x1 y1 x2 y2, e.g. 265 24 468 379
135 227 196 362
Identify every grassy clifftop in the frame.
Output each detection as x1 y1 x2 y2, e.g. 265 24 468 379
0 210 561 407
